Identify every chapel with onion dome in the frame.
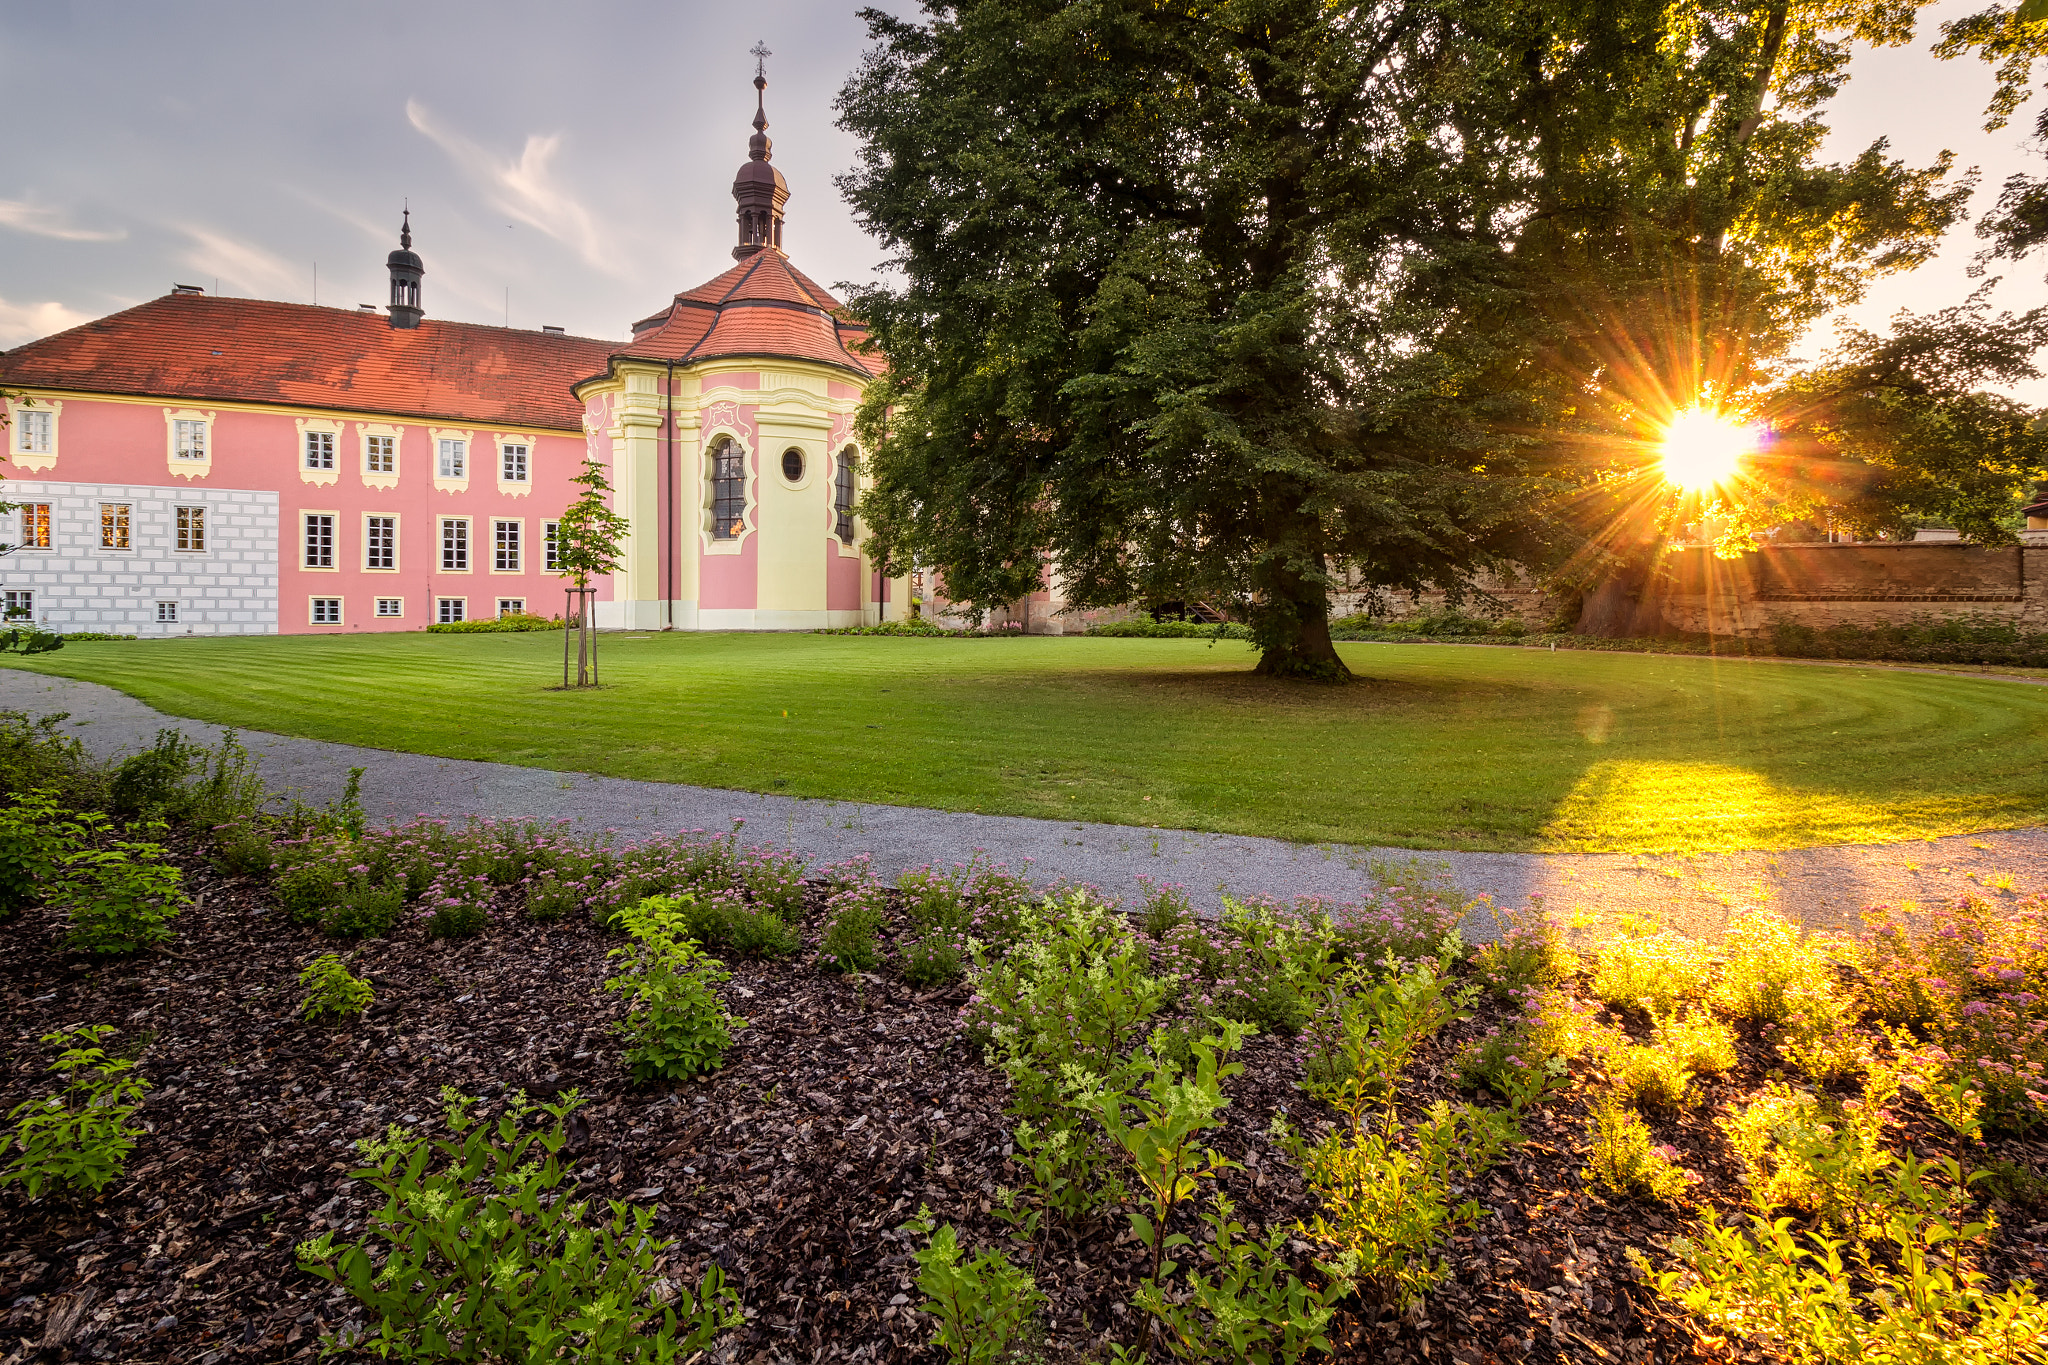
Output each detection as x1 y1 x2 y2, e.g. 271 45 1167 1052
0 60 900 637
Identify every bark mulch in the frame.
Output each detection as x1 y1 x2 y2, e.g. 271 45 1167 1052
3 842 2046 1364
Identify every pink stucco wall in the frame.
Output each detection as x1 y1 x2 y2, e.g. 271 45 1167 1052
39 396 603 633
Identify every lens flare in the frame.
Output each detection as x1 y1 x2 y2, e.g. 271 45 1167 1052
1660 409 1753 491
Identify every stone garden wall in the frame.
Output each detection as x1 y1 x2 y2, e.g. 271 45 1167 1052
1657 534 2048 638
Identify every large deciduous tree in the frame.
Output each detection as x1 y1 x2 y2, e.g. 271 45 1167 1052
837 0 1965 676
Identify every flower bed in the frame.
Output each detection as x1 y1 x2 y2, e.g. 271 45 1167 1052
3 714 2047 1363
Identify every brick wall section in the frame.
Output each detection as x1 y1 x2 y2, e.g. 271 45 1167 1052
3 480 280 635
1660 534 2048 637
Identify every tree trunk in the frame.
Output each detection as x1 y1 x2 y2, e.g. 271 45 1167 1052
1574 566 1670 638
1250 546 1351 682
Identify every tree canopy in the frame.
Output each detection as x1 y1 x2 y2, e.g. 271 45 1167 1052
838 0 1969 675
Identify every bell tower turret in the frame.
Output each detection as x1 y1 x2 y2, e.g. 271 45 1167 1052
387 208 424 330
732 43 788 260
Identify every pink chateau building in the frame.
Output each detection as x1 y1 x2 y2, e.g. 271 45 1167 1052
0 69 902 636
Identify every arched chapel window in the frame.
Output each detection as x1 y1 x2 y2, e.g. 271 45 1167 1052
710 436 746 540
834 447 857 543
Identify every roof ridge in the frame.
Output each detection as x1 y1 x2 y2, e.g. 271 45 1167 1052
716 253 769 306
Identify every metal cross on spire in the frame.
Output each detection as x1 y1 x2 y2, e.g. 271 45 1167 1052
750 41 772 78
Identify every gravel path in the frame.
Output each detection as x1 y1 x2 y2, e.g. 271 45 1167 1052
5 669 2043 941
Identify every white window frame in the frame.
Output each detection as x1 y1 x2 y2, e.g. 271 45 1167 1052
440 517 470 572
437 439 467 479
500 442 529 482
99 503 131 551
156 601 179 624
375 597 404 618
172 419 208 461
492 519 522 573
163 407 213 477
436 597 467 624
2 589 33 619
303 512 337 570
364 514 398 572
310 597 343 625
496 597 526 617
175 505 206 553
13 408 52 455
543 519 561 572
364 433 396 474
304 430 336 470
18 503 52 551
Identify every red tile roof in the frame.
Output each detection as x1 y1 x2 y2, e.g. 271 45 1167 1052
615 250 881 379
0 294 616 431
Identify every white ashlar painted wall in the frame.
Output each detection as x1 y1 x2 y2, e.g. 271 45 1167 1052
2 481 279 635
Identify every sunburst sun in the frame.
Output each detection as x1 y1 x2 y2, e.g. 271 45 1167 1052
1660 409 1753 492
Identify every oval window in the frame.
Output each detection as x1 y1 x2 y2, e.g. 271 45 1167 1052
781 448 805 482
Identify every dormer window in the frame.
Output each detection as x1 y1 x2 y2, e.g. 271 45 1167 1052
173 419 207 460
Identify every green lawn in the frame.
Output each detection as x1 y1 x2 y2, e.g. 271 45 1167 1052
7 632 2047 853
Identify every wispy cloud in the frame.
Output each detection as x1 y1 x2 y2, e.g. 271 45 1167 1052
0 199 126 243
176 225 308 301
0 296 92 346
406 99 621 275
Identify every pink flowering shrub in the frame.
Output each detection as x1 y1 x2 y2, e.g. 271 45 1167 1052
1469 900 1577 1001
894 856 1036 986
1328 885 1468 966
1855 895 2048 1130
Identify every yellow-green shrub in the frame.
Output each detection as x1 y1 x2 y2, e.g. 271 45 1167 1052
1583 1093 1691 1203
1711 908 1837 1023
1590 920 1716 1015
1608 1041 1695 1112
1655 1009 1737 1077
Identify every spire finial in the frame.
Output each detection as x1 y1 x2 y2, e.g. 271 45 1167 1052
399 204 412 251
747 41 773 161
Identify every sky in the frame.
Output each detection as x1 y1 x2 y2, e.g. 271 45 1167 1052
2 1 2045 394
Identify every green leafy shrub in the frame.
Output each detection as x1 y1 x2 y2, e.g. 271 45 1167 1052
1285 957 1514 1308
426 897 489 939
1135 1193 1353 1364
1454 998 1571 1112
1085 619 1252 639
55 819 188 954
1282 1100 1517 1310
1328 608 1524 640
299 953 374 1022
0 709 110 811
297 1088 741 1362
109 728 205 820
818 871 888 973
0 624 64 653
0 789 82 917
424 612 563 633
904 1207 1046 1364
1721 1056 1904 1232
1590 918 1717 1015
1 1025 151 1199
1155 896 1343 1037
1582 1093 1692 1203
964 893 1171 1218
1655 1152 2048 1364
604 896 740 1082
